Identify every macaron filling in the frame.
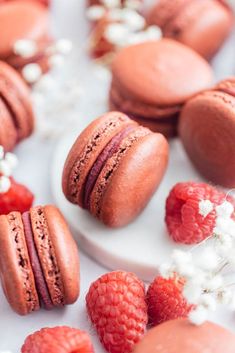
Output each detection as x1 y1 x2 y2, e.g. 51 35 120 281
83 125 135 209
22 212 53 310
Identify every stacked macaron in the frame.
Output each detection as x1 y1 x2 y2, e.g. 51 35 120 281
0 61 34 151
179 77 235 187
110 39 213 137
0 205 80 315
0 0 51 74
147 0 233 60
62 112 169 227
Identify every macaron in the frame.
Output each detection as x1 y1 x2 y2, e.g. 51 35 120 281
0 205 80 315
0 61 34 151
133 319 235 353
110 39 214 138
179 77 235 188
0 0 51 74
147 0 233 60
62 111 169 228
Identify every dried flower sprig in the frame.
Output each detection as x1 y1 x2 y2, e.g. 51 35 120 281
86 0 162 61
160 197 235 325
13 38 73 84
0 147 18 193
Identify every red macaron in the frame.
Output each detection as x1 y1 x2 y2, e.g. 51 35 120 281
62 112 169 228
147 0 234 60
0 205 80 315
0 61 34 151
133 319 235 353
0 0 51 74
110 39 214 137
179 77 235 188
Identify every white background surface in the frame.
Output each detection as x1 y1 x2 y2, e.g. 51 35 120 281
1 0 235 352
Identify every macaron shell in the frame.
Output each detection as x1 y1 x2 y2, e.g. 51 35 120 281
30 206 65 307
0 212 39 315
0 0 49 59
62 112 136 205
91 131 169 227
0 97 18 150
133 319 235 353
109 100 178 138
111 39 213 106
0 61 34 139
164 0 234 60
179 90 235 187
43 205 80 304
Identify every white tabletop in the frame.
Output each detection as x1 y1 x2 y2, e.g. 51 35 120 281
1 1 235 352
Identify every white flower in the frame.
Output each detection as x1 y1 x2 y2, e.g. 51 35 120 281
144 26 162 41
189 306 208 325
22 63 42 83
158 263 174 278
217 289 233 305
4 153 18 169
102 0 121 8
0 160 12 177
49 54 65 68
13 39 37 58
199 200 214 217
55 39 73 55
86 5 106 21
216 201 234 218
199 293 217 311
121 9 146 31
104 23 130 46
0 176 11 193
195 247 219 271
205 275 223 292
183 281 202 304
124 0 142 10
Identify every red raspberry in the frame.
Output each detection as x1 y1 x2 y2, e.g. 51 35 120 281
165 182 232 244
21 326 94 353
86 271 148 353
0 178 34 215
147 275 193 326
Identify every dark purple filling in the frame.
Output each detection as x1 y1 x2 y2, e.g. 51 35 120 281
22 212 53 310
83 126 134 209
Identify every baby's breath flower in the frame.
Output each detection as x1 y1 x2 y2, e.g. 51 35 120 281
189 306 208 325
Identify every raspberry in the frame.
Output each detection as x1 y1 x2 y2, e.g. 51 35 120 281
147 275 193 326
0 178 34 215
165 182 232 244
86 271 148 353
21 326 94 353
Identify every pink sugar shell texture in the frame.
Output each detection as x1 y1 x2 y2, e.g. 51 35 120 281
147 0 234 60
179 78 235 187
62 112 169 227
0 205 80 315
110 39 214 137
133 319 235 353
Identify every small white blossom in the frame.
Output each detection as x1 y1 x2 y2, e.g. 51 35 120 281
121 9 145 31
0 160 12 177
22 63 42 83
55 39 73 55
4 153 18 169
86 5 106 21
199 200 214 217
205 275 223 292
13 39 37 58
102 0 121 8
195 247 219 271
49 54 65 68
0 176 11 193
216 201 234 218
189 306 208 325
144 26 162 41
217 289 233 305
183 281 202 304
104 23 130 46
199 293 217 311
124 0 142 10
